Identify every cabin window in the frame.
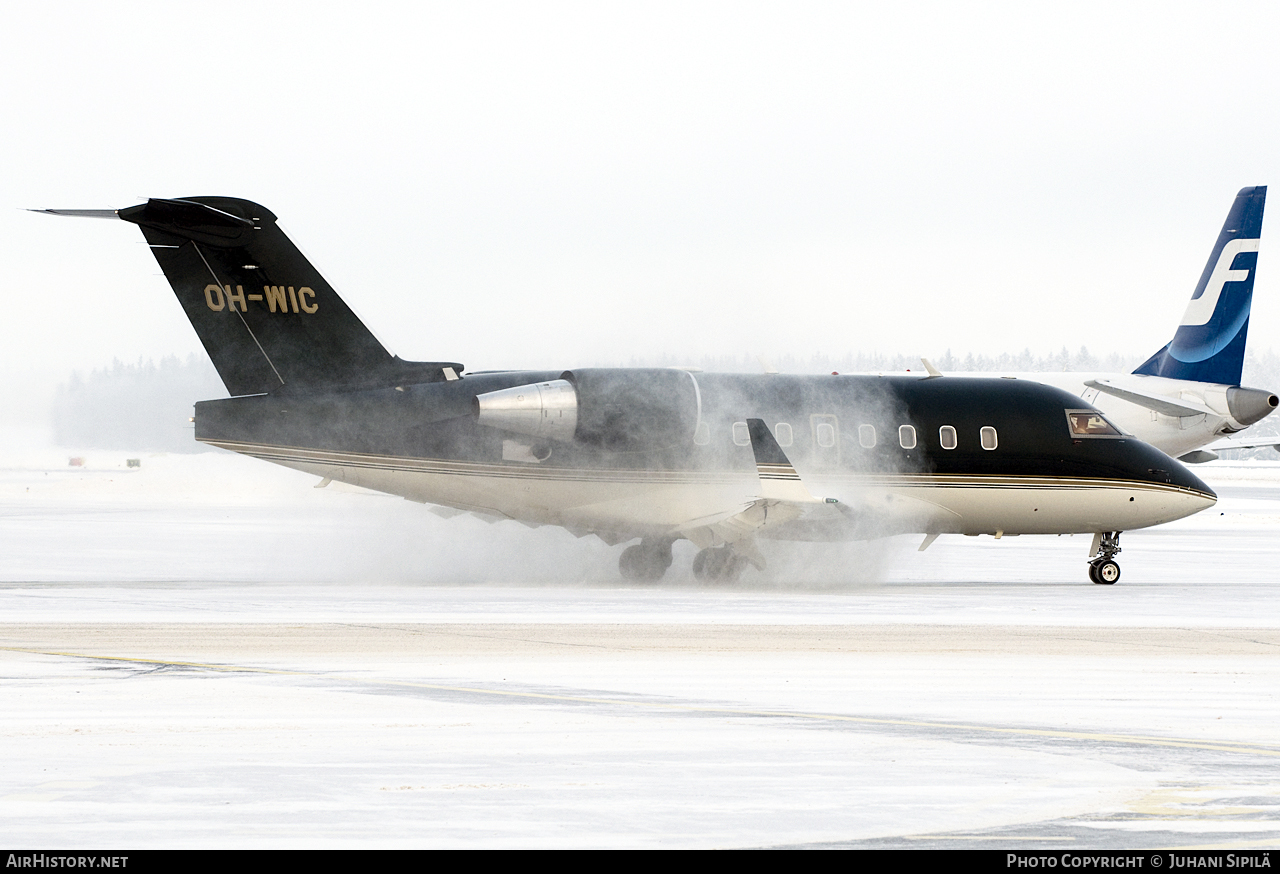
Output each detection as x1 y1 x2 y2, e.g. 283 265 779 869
1065 410 1125 437
694 422 711 446
810 415 840 464
732 421 751 446
775 423 793 447
980 426 998 450
899 425 917 449
939 425 958 450
858 424 876 448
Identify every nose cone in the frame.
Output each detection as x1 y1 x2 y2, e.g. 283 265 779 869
1165 463 1218 521
1166 459 1217 501
1130 444 1218 526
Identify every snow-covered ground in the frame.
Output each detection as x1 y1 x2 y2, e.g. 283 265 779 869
2 449 1278 847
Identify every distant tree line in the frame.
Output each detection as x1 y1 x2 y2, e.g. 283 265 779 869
53 355 226 453
627 345 1143 376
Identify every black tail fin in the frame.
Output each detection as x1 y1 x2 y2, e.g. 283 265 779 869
116 197 461 396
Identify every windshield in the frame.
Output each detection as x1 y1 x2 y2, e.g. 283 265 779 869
1065 409 1125 437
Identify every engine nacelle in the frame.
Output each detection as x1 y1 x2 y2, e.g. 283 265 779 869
473 368 701 452
473 379 578 442
1226 386 1280 428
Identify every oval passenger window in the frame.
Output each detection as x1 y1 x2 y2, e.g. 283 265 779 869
939 425 957 450
980 426 998 450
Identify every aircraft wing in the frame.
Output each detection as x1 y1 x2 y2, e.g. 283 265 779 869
1176 433 1280 462
1084 379 1219 418
1206 435 1280 453
678 418 844 562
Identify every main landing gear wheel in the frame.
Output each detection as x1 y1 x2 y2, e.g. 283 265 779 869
1087 531 1123 585
618 539 673 583
692 547 747 583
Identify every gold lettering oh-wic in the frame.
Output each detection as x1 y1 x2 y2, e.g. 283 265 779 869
209 284 317 314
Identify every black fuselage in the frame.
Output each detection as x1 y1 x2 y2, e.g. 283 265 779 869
194 370 1211 501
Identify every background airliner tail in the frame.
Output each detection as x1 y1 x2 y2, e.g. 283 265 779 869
112 197 461 396
1133 186 1266 386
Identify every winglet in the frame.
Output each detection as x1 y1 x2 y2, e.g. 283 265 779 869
921 357 943 377
746 418 829 504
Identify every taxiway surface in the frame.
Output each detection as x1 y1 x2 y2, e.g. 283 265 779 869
1 451 1278 848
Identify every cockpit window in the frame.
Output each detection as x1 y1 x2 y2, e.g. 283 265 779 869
1065 410 1125 437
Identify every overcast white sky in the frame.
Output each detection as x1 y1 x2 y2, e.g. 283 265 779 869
4 1 1280 379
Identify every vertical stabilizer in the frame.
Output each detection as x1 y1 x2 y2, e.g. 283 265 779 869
1133 186 1266 385
113 197 461 396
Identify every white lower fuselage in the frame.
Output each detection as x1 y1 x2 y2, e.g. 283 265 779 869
210 440 1216 543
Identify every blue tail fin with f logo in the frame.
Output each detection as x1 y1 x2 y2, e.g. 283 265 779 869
1133 186 1266 386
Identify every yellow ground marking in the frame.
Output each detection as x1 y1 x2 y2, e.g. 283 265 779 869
1130 784 1280 818
5 645 1280 759
1169 838 1280 850
907 835 1075 841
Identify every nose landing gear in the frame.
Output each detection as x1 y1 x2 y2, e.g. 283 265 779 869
1087 531 1122 584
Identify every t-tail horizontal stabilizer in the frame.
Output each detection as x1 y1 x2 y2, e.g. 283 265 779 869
29 208 120 219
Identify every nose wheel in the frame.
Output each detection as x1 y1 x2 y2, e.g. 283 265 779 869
1088 558 1121 584
1087 532 1122 584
